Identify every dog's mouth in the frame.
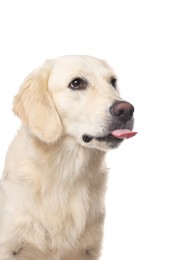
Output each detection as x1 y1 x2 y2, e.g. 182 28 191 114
82 129 137 144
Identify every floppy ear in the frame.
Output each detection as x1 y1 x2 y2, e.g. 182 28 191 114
13 66 63 143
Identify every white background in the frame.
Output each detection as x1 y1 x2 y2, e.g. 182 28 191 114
0 0 195 259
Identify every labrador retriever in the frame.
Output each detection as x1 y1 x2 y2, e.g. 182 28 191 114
0 55 136 260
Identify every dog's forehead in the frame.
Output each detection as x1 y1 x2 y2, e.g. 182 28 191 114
48 55 115 83
54 55 111 69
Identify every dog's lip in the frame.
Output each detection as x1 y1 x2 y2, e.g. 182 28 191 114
82 129 137 143
95 134 121 142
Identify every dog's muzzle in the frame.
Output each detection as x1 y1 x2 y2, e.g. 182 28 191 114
82 100 137 144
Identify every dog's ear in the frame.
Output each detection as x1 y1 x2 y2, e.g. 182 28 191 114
13 66 63 143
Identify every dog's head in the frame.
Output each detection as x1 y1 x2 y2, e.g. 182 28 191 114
13 55 136 151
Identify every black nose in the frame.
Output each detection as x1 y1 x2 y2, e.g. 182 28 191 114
110 101 134 122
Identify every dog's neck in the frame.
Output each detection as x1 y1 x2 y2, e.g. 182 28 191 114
4 127 107 196
31 133 106 184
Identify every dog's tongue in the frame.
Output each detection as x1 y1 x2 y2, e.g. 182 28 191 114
111 129 137 139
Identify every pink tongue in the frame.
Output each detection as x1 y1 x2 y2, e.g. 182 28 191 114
111 129 137 139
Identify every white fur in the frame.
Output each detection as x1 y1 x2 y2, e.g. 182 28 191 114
0 55 132 259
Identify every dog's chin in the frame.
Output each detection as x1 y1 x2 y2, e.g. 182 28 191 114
82 134 123 151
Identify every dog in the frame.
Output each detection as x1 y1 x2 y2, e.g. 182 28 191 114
0 55 136 260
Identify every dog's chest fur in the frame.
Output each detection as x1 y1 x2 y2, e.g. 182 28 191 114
2 131 107 256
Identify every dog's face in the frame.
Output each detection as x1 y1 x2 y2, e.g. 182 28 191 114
13 55 136 151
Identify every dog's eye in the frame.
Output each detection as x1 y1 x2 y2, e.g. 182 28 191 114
69 77 88 90
110 78 117 89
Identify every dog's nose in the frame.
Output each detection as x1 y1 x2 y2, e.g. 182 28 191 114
110 101 134 122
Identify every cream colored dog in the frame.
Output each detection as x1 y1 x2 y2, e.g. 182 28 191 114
0 55 136 260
